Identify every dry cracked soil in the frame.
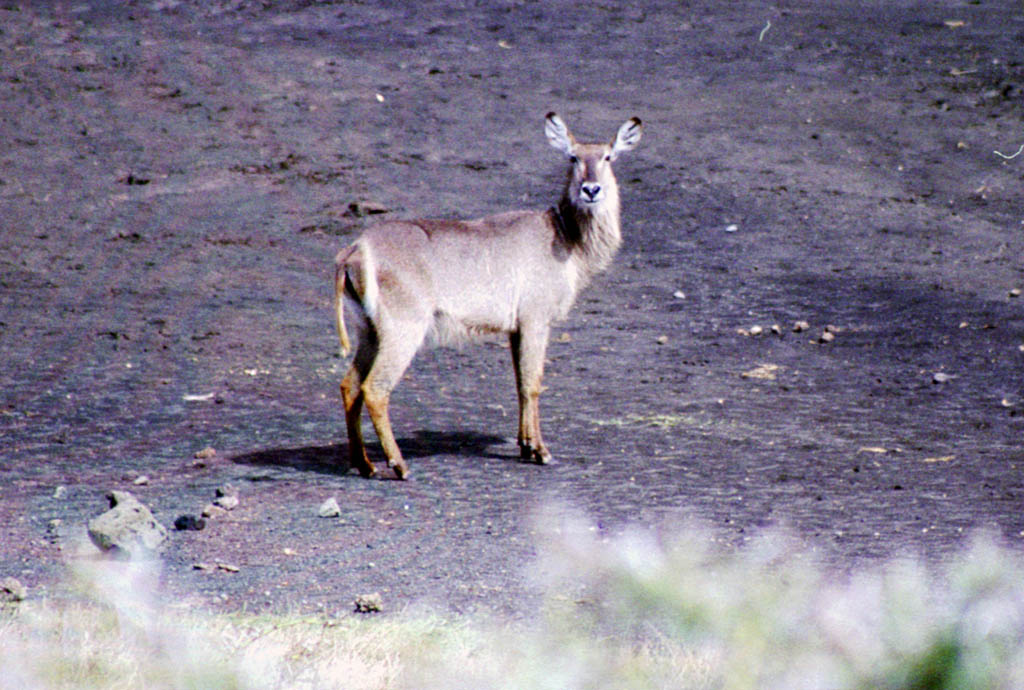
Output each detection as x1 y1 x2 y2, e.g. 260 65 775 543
2 0 1023 617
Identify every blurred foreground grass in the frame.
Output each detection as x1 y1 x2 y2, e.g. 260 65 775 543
2 514 1023 689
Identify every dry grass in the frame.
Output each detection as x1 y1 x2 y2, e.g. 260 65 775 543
2 514 1022 689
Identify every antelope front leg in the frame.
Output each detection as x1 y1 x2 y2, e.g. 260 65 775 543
510 326 552 464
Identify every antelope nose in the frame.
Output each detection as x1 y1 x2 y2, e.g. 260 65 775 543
581 182 601 201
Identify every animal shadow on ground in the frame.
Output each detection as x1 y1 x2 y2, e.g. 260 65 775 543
231 430 510 478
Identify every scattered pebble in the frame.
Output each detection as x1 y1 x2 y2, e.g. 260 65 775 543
673 290 686 300
748 325 764 336
0 577 27 603
52 485 67 499
345 200 388 218
770 324 783 335
133 475 150 486
354 592 383 613
214 494 239 510
174 514 206 531
793 320 810 332
725 223 739 233
213 484 239 510
318 497 342 518
932 372 956 384
194 447 217 460
1010 288 1021 298
818 331 835 344
555 332 571 343
656 335 669 344
741 363 779 380
183 393 216 402
202 503 228 519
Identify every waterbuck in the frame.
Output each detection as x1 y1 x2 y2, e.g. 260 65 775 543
333 112 642 478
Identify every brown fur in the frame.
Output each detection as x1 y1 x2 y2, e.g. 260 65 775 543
333 113 642 478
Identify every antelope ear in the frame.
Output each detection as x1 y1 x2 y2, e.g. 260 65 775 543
610 116 642 160
545 112 575 157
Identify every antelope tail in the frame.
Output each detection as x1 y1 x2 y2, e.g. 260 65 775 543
333 240 378 358
333 261 352 357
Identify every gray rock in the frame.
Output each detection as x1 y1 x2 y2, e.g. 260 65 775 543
202 503 227 518
318 497 341 518
212 484 240 510
0 576 26 602
87 491 168 559
213 495 239 510
354 592 383 613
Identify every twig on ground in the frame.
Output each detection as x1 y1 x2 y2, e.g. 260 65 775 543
994 144 1024 160
759 20 771 42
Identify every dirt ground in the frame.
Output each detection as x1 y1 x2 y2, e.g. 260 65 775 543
2 0 1023 618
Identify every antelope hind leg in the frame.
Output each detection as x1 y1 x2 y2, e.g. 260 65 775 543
359 327 426 480
341 368 376 478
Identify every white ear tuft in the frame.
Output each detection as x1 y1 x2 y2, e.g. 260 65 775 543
545 112 575 157
610 116 642 160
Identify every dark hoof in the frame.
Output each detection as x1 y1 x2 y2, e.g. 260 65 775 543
519 443 552 465
388 459 410 480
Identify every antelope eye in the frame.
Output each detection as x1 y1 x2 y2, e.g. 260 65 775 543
569 155 580 164
603 154 611 162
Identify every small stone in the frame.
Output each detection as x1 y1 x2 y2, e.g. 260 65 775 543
748 325 764 336
741 363 779 380
824 324 841 334
793 320 810 332
87 491 168 558
932 372 956 383
345 200 388 218
555 332 571 343
819 331 835 344
213 494 239 510
673 290 686 300
725 223 739 233
202 503 227 518
174 514 206 531
194 447 217 460
656 335 669 344
0 577 27 602
213 485 240 510
53 485 68 499
318 497 342 518
354 592 383 613
1010 288 1022 298
217 563 240 573
770 324 782 335
133 475 150 486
